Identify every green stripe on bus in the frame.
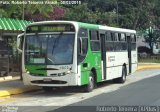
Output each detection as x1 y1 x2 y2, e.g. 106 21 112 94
78 22 99 29
25 65 47 76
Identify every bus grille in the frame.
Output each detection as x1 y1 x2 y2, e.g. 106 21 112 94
31 80 67 84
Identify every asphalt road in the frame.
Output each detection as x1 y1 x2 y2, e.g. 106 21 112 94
50 73 160 112
72 75 160 106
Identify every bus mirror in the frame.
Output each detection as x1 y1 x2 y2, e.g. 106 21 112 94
80 38 83 55
17 33 24 53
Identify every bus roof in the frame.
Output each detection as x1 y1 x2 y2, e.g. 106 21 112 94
26 21 136 33
99 26 136 33
26 21 77 26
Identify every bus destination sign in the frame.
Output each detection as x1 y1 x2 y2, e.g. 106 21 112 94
26 24 75 33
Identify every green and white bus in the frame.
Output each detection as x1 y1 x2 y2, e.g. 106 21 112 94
18 21 137 92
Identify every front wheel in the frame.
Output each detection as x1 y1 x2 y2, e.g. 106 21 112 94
84 74 95 92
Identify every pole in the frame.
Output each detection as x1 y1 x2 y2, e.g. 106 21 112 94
116 0 119 26
22 3 24 20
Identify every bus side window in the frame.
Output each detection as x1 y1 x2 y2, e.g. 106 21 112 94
120 33 126 41
77 28 88 64
78 28 88 37
131 34 136 50
90 30 100 51
111 32 115 41
115 33 119 41
105 32 112 41
105 32 114 51
114 32 121 51
121 33 127 51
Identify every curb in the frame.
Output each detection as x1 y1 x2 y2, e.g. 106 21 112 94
137 65 160 71
0 86 41 97
0 76 20 82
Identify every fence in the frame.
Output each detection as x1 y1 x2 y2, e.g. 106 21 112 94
0 50 21 77
0 56 9 76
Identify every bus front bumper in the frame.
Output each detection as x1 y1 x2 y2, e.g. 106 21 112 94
22 72 78 87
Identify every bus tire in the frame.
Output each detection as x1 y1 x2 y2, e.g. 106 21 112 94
84 73 95 92
114 66 127 83
43 87 53 92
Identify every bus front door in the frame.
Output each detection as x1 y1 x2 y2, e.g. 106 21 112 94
127 35 132 73
100 33 106 80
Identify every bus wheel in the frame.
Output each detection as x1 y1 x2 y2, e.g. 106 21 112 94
84 73 95 92
114 66 127 83
43 87 53 92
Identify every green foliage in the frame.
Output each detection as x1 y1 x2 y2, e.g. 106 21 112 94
64 4 98 23
144 27 160 53
0 0 160 30
0 3 21 18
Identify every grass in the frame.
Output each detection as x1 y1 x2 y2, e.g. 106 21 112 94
138 57 160 63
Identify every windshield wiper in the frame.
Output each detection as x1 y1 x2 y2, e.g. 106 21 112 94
51 32 63 55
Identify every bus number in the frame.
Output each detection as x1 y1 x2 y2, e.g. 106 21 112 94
60 66 71 70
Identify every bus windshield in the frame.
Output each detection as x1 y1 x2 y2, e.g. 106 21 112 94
25 33 75 65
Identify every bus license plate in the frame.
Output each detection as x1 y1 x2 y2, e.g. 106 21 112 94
43 78 52 82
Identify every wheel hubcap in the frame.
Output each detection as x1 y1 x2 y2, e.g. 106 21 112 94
122 70 126 81
89 76 94 89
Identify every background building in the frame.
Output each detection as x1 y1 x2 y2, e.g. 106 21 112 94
0 18 31 76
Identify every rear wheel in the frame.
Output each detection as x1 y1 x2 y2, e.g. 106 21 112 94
43 87 53 92
84 73 95 92
114 66 127 83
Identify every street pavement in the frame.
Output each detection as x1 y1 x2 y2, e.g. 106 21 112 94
0 79 41 97
72 74 160 106
0 64 160 112
48 71 160 112
0 63 160 98
0 69 160 112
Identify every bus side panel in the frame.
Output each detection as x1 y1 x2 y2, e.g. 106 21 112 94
106 52 128 80
96 67 102 83
89 52 102 83
80 51 102 85
131 50 138 73
81 71 90 85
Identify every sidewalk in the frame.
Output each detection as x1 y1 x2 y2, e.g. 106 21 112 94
138 63 160 71
0 63 160 98
0 76 41 97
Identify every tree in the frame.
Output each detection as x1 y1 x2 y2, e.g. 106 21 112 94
144 27 160 54
152 0 160 29
0 3 22 18
24 2 53 21
64 3 99 23
48 6 65 20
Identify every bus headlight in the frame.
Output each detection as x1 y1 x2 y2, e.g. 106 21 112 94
58 71 71 76
65 70 71 74
58 73 65 76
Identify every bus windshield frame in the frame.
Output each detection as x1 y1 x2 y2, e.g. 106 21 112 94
24 32 75 65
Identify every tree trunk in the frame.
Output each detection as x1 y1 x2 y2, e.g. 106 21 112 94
133 0 145 29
